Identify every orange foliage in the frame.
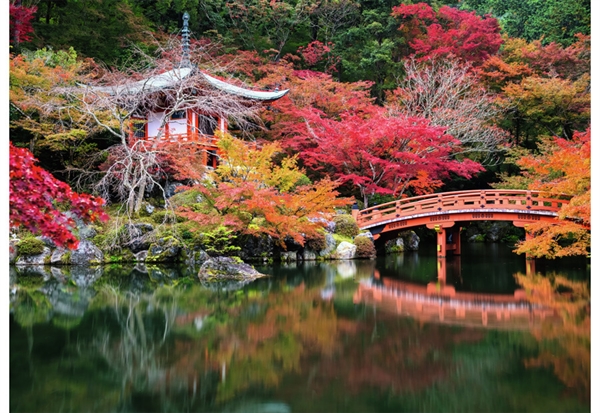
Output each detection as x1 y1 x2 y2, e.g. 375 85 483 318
506 129 590 258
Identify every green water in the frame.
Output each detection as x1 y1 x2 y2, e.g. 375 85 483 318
10 244 590 412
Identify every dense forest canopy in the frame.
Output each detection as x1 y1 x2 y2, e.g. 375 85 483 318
9 0 591 257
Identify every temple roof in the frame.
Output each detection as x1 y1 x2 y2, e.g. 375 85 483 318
82 67 289 101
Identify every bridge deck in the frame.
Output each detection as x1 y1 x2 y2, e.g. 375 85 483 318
355 190 570 231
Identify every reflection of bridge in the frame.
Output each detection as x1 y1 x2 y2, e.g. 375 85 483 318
352 190 571 257
353 275 561 330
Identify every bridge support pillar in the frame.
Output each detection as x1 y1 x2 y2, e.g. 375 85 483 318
435 227 447 258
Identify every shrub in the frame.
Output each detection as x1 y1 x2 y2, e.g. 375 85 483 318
17 237 46 256
304 231 326 251
203 226 241 257
333 214 359 238
354 236 376 259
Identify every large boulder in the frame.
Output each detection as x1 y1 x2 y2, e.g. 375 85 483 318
237 234 274 262
334 241 356 259
319 233 337 258
70 240 104 265
198 257 266 281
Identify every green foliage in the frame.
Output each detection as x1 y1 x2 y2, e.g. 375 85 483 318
333 214 359 238
353 236 376 258
203 226 242 257
16 237 46 256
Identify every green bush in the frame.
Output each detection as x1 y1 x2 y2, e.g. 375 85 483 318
354 236 376 259
203 226 241 257
17 237 46 256
333 214 359 238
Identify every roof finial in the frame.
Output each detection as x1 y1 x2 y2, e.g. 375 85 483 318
180 11 191 68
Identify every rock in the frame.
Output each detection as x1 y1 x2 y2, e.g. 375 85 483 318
198 257 266 281
355 231 374 241
402 231 420 251
385 238 405 253
280 251 298 262
70 240 104 265
145 203 155 215
300 249 317 261
9 240 18 264
15 247 52 266
166 182 184 198
50 248 70 264
334 241 356 259
147 237 182 263
134 250 148 262
123 223 154 252
237 235 274 262
319 233 337 257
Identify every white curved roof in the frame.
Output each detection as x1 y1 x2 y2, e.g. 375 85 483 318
82 67 289 101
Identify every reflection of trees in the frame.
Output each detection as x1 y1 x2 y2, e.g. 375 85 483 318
515 272 590 401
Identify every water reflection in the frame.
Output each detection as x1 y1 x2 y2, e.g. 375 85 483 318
513 271 590 402
10 249 590 412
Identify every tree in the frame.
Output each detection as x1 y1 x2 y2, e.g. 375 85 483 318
280 105 483 207
460 0 590 46
388 57 509 163
391 3 503 66
477 36 590 144
9 1 37 47
174 134 350 247
9 48 103 178
494 128 590 258
10 142 107 249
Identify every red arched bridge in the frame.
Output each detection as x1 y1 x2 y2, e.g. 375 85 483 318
351 190 571 258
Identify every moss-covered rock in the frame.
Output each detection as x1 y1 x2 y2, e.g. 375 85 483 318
146 236 183 263
16 237 46 256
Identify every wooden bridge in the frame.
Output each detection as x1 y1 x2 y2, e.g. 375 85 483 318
351 190 571 258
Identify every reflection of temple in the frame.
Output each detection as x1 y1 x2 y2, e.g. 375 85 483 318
353 276 561 330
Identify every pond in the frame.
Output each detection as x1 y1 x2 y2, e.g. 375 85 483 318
10 243 590 412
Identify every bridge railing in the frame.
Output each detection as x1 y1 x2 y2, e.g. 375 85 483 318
356 190 571 227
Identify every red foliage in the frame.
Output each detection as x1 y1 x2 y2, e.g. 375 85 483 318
10 143 108 249
392 3 502 66
10 4 37 45
280 106 483 206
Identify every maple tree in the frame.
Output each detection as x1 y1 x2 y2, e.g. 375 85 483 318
391 2 503 66
174 133 350 247
494 128 590 258
279 105 483 207
477 35 590 145
9 1 37 47
10 142 108 249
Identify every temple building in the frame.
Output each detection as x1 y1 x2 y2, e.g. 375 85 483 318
82 12 288 168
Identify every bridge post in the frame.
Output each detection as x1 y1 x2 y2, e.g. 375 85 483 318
437 258 446 283
434 225 447 258
447 226 461 255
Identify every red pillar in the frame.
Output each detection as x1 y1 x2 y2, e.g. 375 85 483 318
437 258 447 283
436 226 447 258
